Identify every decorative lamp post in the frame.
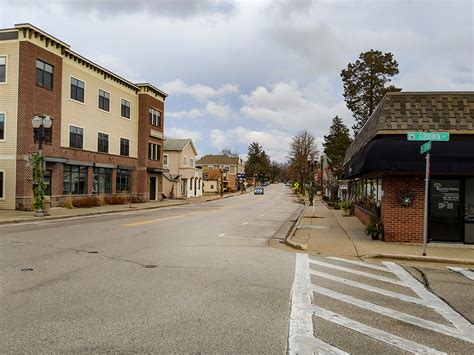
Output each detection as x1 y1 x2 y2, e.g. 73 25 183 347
31 115 52 217
307 154 315 207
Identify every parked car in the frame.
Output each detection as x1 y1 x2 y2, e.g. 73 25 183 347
254 186 264 195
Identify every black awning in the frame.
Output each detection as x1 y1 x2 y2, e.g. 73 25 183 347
342 138 474 179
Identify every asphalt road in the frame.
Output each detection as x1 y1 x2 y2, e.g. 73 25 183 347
0 184 301 353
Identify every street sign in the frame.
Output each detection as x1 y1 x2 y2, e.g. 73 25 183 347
420 141 432 154
407 132 450 141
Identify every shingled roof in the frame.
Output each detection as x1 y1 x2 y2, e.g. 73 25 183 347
344 92 474 165
163 139 196 154
196 154 240 165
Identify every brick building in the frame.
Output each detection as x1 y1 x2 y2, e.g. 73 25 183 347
341 92 474 244
0 23 167 210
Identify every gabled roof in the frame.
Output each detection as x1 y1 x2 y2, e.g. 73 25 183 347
163 139 197 155
344 91 474 164
196 154 240 165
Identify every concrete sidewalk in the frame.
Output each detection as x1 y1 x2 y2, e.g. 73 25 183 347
287 199 474 266
0 191 245 225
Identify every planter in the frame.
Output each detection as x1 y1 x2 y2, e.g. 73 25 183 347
342 208 351 217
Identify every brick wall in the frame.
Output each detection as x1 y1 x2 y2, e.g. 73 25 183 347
381 175 425 243
16 41 139 209
354 205 371 226
137 93 164 198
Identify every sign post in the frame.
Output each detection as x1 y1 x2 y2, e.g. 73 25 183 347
407 132 449 256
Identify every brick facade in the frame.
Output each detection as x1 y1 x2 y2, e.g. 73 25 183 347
353 205 371 226
6 25 167 209
380 175 425 243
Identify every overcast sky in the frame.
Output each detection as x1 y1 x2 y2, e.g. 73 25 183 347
1 0 472 162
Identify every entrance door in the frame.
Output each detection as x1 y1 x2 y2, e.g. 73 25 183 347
465 178 474 244
150 177 156 200
429 179 463 242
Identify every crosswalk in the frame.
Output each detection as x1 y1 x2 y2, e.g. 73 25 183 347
289 254 474 354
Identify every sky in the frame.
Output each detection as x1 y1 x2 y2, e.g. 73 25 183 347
1 0 473 162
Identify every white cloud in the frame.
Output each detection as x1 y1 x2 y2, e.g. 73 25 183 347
161 80 239 102
205 101 232 119
165 127 202 143
167 109 202 119
210 129 227 150
240 82 350 136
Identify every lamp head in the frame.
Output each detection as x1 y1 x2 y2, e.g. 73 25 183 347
43 116 53 128
32 116 42 128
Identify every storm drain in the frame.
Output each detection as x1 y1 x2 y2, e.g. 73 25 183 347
88 251 98 254
20 268 34 271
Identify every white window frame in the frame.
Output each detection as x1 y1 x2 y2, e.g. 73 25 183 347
69 75 86 105
208 165 213 170
0 112 6 141
149 107 161 126
120 98 131 120
68 124 85 149
183 155 188 167
0 169 5 200
163 154 168 167
148 142 160 161
97 88 111 113
190 158 194 167
97 131 109 153
0 54 7 85
120 136 131 156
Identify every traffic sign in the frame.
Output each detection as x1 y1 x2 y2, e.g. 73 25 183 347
420 141 432 154
407 132 449 141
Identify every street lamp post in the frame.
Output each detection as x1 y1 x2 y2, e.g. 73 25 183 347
31 115 52 217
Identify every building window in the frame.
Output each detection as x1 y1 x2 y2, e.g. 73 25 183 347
163 154 168 166
70 77 85 103
98 89 110 112
148 143 160 160
224 165 230 172
98 132 109 153
120 138 129 156
36 59 53 89
0 113 4 140
190 158 194 167
93 167 112 194
181 179 187 196
63 165 87 194
0 171 4 198
0 56 6 83
34 125 52 144
149 108 161 127
69 126 83 149
183 156 188 166
44 170 51 196
121 99 130 119
208 165 214 170
116 169 130 192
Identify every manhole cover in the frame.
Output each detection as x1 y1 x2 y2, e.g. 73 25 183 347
88 251 98 254
145 264 157 268
20 268 34 271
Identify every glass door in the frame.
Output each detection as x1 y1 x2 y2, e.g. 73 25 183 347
465 178 474 244
429 179 463 242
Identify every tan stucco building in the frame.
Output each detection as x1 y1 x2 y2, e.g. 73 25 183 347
162 139 202 199
0 23 168 209
196 154 245 193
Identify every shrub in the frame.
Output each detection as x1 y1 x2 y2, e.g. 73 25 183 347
131 195 145 203
334 202 341 210
339 200 353 210
104 194 128 205
72 196 101 208
61 194 74 209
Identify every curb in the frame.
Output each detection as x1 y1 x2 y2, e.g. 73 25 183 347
284 204 308 250
365 253 474 265
0 201 190 225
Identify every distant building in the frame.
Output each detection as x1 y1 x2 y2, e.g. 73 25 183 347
341 92 474 244
163 139 202 199
196 154 245 193
0 23 168 209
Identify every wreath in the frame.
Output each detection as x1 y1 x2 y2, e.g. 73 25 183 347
398 188 415 206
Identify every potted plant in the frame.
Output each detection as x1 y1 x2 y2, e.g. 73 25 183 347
339 200 353 216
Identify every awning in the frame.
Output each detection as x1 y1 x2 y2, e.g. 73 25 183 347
341 138 474 179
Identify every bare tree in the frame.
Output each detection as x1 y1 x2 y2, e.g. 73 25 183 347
288 130 318 194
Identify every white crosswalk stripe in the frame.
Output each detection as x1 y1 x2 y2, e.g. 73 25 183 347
448 267 474 281
289 254 474 354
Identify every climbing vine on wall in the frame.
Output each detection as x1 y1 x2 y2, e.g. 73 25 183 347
32 153 46 210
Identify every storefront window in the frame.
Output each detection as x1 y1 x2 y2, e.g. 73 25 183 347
93 167 112 194
63 165 88 194
116 169 130 193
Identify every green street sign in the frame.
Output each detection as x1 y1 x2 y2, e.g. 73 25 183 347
420 141 432 154
407 132 450 141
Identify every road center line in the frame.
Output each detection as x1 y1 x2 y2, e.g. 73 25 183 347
242 222 249 225
123 215 184 227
